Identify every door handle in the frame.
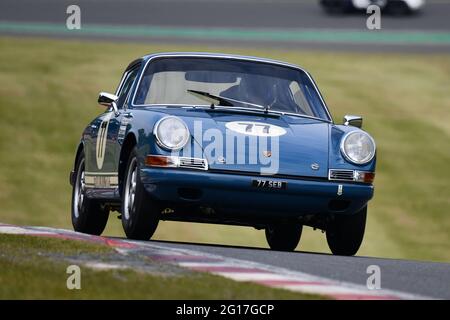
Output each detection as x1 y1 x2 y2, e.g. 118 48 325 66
123 112 133 118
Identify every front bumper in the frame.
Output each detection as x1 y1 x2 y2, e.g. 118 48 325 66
140 168 374 217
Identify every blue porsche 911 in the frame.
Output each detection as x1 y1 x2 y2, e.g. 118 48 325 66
70 53 376 256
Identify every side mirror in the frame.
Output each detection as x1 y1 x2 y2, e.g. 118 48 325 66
343 115 363 128
98 92 119 116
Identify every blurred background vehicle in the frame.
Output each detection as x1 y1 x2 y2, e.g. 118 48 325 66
320 0 426 15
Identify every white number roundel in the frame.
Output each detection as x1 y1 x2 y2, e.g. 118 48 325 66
225 121 287 137
95 112 113 170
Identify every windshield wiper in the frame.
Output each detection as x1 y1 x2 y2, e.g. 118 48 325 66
187 89 266 111
187 89 233 108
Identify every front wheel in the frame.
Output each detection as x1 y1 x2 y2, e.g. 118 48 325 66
121 148 160 240
326 206 367 256
71 152 109 235
265 223 303 251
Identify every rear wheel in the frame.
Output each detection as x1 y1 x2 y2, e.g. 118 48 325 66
326 206 367 256
71 152 109 235
265 223 303 251
121 148 160 240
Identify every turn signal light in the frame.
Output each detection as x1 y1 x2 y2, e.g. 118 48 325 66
145 155 179 167
354 171 375 184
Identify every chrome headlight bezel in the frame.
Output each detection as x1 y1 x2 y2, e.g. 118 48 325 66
153 116 190 151
340 131 376 165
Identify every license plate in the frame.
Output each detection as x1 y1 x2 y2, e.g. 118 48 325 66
252 179 287 190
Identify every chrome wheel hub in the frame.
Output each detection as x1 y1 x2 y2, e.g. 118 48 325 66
124 158 137 220
73 159 85 218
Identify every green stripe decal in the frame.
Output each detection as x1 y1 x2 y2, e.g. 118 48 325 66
1 21 450 45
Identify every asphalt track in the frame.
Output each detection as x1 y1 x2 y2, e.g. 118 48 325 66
153 239 450 299
1 0 450 52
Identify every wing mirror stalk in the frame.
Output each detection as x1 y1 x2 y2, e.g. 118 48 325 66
98 92 119 116
343 115 363 128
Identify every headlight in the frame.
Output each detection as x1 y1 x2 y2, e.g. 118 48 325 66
340 131 376 165
154 116 190 150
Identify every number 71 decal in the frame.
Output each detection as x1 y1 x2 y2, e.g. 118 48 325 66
225 121 286 137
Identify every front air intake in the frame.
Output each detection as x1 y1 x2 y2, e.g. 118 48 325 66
328 169 354 181
178 157 208 170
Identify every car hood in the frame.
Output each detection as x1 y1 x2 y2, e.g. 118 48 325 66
150 107 330 178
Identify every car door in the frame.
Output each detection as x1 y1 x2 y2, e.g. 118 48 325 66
105 65 141 182
85 64 140 190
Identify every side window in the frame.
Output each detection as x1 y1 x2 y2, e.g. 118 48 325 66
116 66 140 108
289 81 314 116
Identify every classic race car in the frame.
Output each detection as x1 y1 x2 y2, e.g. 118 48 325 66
70 53 376 256
320 0 425 14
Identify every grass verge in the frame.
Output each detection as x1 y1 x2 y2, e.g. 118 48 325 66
0 234 322 299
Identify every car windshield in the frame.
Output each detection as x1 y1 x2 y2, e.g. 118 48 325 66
133 57 330 120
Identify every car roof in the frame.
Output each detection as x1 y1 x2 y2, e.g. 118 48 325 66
139 52 307 73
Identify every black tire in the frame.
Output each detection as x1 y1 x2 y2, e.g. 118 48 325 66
71 152 109 235
265 223 303 251
326 206 367 256
121 147 160 240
